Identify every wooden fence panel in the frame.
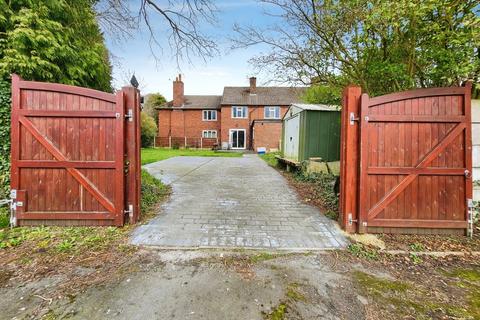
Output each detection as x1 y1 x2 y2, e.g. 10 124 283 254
10 75 140 226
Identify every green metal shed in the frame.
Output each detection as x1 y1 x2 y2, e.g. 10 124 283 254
282 103 341 162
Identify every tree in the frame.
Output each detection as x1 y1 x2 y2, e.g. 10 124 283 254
143 93 166 124
0 0 112 91
141 112 158 148
97 0 218 63
233 0 480 96
302 85 341 106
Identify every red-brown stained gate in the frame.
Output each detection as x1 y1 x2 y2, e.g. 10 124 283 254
10 75 141 226
340 84 473 234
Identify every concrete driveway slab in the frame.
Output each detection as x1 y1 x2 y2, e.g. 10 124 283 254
131 155 347 250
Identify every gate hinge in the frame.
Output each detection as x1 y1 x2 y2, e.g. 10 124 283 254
348 213 358 226
349 112 359 125
124 204 134 220
125 109 133 122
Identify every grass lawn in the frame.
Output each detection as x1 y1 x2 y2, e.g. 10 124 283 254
259 151 281 167
141 148 243 165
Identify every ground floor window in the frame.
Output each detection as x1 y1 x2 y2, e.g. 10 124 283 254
202 130 217 138
229 129 246 149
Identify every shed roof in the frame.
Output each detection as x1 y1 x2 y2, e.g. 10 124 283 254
290 103 340 111
221 87 306 106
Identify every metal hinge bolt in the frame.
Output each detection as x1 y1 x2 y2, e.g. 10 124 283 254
348 213 358 226
124 204 134 220
349 112 359 125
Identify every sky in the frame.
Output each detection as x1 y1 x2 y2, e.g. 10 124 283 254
104 1 279 100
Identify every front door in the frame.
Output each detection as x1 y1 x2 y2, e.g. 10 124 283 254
230 129 246 149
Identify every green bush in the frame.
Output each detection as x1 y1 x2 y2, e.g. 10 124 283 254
141 169 169 215
140 112 157 148
295 171 339 218
0 80 11 199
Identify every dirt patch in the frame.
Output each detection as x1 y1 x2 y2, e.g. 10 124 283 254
0 269 13 286
378 226 480 252
337 244 480 319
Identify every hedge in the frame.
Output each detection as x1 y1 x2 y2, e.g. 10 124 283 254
0 80 11 199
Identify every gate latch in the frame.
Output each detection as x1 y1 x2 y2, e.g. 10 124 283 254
465 170 471 179
125 109 133 122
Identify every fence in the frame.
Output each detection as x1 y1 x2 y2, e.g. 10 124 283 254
340 83 473 235
155 136 219 149
9 75 141 226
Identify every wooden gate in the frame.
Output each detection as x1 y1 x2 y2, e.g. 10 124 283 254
10 75 141 226
340 83 473 234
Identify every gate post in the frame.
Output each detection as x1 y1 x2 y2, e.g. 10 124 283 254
339 86 362 233
122 86 141 224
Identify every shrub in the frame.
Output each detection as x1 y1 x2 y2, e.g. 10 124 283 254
141 169 170 215
0 80 11 199
140 112 157 148
295 171 339 218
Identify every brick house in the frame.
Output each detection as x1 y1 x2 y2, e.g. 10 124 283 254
156 75 306 151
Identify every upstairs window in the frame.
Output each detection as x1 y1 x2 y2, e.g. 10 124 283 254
264 106 280 119
232 106 248 118
203 110 217 121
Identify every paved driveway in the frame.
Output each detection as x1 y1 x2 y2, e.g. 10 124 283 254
131 155 347 250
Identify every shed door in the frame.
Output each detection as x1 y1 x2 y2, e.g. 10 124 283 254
284 115 300 160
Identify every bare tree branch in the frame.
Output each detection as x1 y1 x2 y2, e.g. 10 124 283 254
96 0 219 64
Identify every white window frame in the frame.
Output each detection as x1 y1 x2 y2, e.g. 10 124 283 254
264 106 280 119
229 129 247 149
231 106 248 119
202 110 217 121
202 130 217 138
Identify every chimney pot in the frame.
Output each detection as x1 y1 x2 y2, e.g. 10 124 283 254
173 74 184 107
249 77 257 94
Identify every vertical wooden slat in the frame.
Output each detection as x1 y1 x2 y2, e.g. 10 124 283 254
114 91 125 226
339 86 361 233
122 86 142 224
464 82 473 228
358 93 370 233
10 75 21 195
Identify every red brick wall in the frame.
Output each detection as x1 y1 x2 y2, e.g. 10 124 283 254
252 121 282 151
157 109 221 147
158 109 172 137
158 105 288 150
220 105 289 149
220 106 250 148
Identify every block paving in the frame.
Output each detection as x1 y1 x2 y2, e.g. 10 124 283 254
131 155 347 249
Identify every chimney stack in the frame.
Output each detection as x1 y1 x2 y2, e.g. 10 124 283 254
173 74 184 107
249 77 257 94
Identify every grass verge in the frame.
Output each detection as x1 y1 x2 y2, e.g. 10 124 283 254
259 152 281 167
0 170 169 292
141 147 243 165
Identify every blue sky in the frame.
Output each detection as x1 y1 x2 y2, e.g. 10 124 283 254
104 1 278 99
